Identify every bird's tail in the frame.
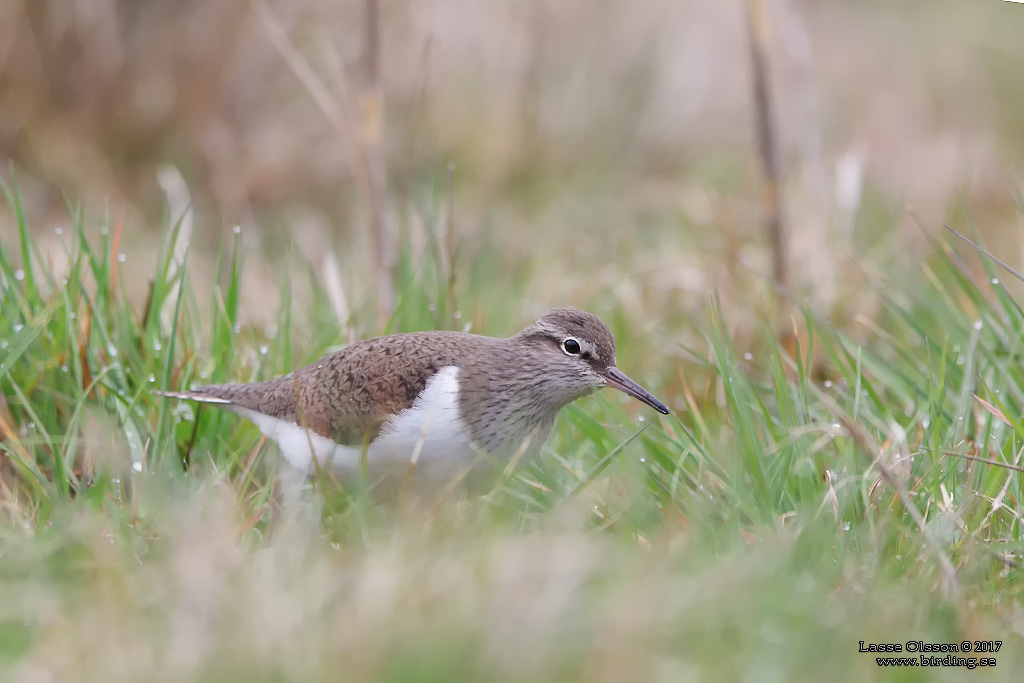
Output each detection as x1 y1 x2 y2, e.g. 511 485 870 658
152 389 234 405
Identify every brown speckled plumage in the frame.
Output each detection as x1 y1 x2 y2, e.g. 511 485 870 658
157 308 668 486
183 332 500 446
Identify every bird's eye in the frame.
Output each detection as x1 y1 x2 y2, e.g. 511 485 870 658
562 338 582 355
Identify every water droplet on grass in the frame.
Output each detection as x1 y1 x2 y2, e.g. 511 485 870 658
743 352 753 361
12 324 23 333
153 341 162 351
60 365 69 373
100 226 108 235
55 226 63 235
14 269 25 281
972 319 983 331
148 374 156 383
992 278 1000 285
259 345 269 355
107 346 118 357
233 324 241 334
117 253 126 263
132 461 143 472
233 225 241 234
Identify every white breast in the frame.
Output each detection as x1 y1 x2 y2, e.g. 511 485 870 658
232 366 479 489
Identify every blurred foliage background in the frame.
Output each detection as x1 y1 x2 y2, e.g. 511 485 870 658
3 0 1023 331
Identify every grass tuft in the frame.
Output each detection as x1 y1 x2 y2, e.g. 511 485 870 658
2 179 1024 680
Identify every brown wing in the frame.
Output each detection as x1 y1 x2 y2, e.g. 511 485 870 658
178 331 493 446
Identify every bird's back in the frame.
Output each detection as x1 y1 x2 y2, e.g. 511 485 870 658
184 330 501 446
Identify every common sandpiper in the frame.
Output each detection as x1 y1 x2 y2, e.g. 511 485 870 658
156 308 669 497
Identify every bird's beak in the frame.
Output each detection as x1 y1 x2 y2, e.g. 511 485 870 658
600 367 670 415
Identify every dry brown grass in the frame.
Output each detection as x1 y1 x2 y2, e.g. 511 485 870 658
2 1 1019 247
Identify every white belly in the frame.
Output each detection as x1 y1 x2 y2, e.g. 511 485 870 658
233 366 483 490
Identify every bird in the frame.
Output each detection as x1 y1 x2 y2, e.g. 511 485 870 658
155 308 669 498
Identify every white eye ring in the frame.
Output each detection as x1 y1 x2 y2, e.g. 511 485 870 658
561 338 582 356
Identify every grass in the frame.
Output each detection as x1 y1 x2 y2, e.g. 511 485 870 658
2 171 1024 681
